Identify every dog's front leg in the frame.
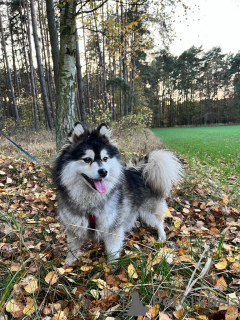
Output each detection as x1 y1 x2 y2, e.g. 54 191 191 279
65 230 84 264
103 226 125 263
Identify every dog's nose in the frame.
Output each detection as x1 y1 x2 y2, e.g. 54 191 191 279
98 168 108 178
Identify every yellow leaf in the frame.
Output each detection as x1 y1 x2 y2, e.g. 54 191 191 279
215 259 227 270
173 307 184 319
80 265 93 272
23 276 38 293
92 279 107 289
23 297 35 315
127 263 138 279
197 316 208 320
165 208 173 218
174 219 181 228
45 271 58 285
227 256 235 263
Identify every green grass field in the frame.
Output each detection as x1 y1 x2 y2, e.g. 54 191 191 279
152 125 240 179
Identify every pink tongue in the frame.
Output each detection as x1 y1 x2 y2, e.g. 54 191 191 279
94 180 107 193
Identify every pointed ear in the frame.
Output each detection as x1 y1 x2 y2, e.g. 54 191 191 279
68 122 86 143
97 123 112 140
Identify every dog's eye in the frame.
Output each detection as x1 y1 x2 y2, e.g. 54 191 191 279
102 157 108 162
83 157 92 163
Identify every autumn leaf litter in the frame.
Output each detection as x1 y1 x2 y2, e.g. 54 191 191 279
0 149 240 319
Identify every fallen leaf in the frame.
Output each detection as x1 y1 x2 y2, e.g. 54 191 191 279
127 263 138 279
215 259 227 270
225 306 238 320
23 297 35 315
230 262 240 273
6 299 24 318
165 208 173 218
51 311 67 320
23 276 39 294
173 307 184 319
214 276 228 291
90 289 100 299
92 279 108 289
45 271 58 285
159 313 172 320
81 265 93 272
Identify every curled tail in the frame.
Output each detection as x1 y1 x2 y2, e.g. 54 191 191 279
142 150 183 196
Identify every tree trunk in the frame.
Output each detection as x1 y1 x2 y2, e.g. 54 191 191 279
25 1 38 130
30 0 53 129
75 31 86 122
82 14 91 113
0 12 20 124
56 0 77 150
45 0 59 86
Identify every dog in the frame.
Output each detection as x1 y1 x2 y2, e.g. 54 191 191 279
52 122 182 264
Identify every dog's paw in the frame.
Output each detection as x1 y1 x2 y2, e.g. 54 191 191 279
158 233 166 242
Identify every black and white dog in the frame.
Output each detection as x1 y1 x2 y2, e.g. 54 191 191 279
53 122 182 263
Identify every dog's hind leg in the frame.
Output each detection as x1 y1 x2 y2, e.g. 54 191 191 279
140 199 167 241
103 226 125 263
65 230 83 264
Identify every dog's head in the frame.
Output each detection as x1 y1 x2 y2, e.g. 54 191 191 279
53 122 121 194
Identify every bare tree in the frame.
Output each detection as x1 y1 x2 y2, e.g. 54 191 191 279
30 0 53 129
0 12 20 123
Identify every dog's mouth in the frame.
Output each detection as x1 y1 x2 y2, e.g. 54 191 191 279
81 174 107 193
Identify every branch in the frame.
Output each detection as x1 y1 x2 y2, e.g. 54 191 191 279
76 0 108 16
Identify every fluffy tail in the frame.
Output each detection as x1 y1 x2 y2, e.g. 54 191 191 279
142 150 183 196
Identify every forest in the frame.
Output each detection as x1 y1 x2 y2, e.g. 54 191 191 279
0 0 240 142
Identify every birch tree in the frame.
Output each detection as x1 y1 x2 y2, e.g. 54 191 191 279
56 0 77 150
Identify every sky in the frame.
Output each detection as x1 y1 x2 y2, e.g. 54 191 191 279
169 0 240 56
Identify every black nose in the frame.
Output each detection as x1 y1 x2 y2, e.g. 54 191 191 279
98 168 108 178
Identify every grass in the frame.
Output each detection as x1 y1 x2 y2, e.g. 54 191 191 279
152 125 240 177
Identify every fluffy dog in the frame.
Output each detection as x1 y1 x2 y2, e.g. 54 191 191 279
53 122 182 264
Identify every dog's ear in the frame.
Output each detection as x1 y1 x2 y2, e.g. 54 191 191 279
97 123 112 140
68 122 86 143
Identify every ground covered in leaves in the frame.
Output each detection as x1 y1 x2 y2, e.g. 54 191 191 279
0 130 240 320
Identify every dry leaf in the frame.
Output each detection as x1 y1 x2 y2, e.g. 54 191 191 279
6 177 13 184
51 311 67 320
23 297 35 315
146 304 159 318
6 299 24 318
215 259 227 270
81 265 93 272
230 262 240 273
45 271 58 285
225 306 238 320
23 276 39 293
165 208 173 218
92 279 108 289
173 307 184 319
214 276 228 291
159 313 172 320
127 263 138 279
90 289 100 299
